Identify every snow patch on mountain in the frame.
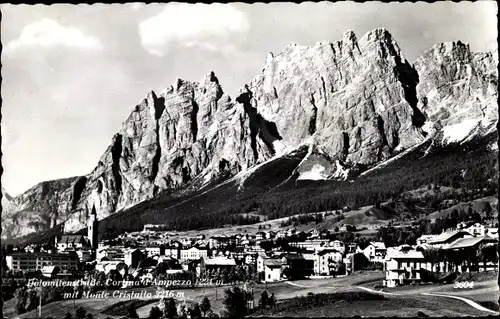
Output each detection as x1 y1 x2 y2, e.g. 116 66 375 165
442 119 481 144
273 140 291 157
331 160 350 180
297 164 328 181
421 121 437 136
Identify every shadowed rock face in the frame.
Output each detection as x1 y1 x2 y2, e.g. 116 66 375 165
241 28 428 165
3 28 497 238
71 72 264 224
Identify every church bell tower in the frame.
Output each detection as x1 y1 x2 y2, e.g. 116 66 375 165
88 204 98 250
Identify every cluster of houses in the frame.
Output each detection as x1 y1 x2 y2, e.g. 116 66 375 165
381 223 498 287
94 229 356 283
4 212 498 291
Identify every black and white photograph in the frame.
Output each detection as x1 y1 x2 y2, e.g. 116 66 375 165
0 1 498 318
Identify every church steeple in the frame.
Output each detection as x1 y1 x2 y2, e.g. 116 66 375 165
88 204 98 250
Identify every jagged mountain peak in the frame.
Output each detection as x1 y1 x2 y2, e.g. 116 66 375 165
414 38 497 144
203 70 220 84
415 40 473 67
5 29 498 240
341 29 358 49
269 29 408 73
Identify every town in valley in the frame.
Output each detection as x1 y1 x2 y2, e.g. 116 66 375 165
2 190 499 318
1 2 498 319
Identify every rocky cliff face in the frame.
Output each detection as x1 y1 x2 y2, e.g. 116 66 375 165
2 177 79 238
69 72 266 223
3 28 497 238
238 29 427 169
237 28 432 180
414 42 498 143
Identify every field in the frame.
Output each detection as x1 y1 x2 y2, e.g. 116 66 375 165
426 196 498 221
251 271 499 317
252 293 488 317
101 299 160 316
9 270 497 318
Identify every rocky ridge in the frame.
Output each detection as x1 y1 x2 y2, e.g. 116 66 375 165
3 28 498 239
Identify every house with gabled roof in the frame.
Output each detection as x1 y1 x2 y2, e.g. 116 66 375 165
445 235 498 251
56 234 88 252
314 249 343 275
264 258 283 282
428 230 473 249
383 247 424 287
360 242 387 263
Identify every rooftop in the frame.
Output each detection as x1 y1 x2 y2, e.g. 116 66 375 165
429 230 472 244
370 242 387 250
203 257 236 266
59 234 86 244
264 259 283 267
317 249 341 255
8 252 78 258
386 250 424 260
446 236 498 250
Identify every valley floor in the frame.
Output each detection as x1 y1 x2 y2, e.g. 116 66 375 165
6 271 498 318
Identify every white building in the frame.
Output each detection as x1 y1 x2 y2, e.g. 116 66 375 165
275 231 287 239
465 223 486 237
289 240 329 251
144 246 164 258
314 249 343 275
328 240 345 253
256 255 266 273
96 260 124 274
383 249 424 287
264 259 283 282
308 229 320 239
96 247 125 262
416 235 437 246
76 250 93 263
180 247 208 261
56 235 88 252
164 246 181 259
41 265 58 278
6 252 78 275
265 231 276 240
361 242 387 263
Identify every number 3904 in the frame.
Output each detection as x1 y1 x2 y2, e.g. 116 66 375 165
454 281 474 288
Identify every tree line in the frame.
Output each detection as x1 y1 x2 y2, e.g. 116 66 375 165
72 132 498 239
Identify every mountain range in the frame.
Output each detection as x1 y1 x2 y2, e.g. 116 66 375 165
2 28 498 241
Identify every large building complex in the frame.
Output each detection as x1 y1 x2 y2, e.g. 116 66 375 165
6 252 78 275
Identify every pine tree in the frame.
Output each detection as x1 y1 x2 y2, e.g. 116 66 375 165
148 306 162 319
127 303 139 319
223 287 248 319
75 307 87 319
259 290 269 308
164 298 177 319
201 297 211 317
189 304 202 319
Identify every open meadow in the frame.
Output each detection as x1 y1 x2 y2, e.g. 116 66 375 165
9 271 498 318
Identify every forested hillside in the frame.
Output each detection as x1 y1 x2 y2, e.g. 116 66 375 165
90 131 497 239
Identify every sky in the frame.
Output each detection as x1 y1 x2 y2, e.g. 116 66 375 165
1 1 498 196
